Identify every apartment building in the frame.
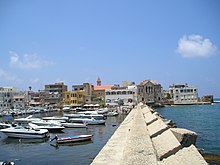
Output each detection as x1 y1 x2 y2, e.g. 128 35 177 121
105 85 137 107
44 82 67 108
169 83 198 105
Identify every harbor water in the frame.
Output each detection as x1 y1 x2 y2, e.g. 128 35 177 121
0 113 127 165
156 102 220 155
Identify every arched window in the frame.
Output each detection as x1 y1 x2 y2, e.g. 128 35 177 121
106 92 110 95
128 91 132 95
122 91 127 95
111 91 116 95
117 91 122 95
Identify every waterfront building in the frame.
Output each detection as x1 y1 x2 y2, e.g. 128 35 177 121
13 92 26 109
137 80 163 105
105 85 137 107
169 83 198 105
0 87 16 111
44 82 67 108
64 90 85 107
28 90 48 107
72 83 94 104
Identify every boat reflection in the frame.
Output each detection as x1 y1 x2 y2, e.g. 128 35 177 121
2 137 49 144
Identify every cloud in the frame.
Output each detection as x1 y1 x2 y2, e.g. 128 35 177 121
0 68 22 82
177 34 217 58
9 51 54 69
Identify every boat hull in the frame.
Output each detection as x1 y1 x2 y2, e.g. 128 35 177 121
57 135 93 144
1 131 49 139
62 123 87 128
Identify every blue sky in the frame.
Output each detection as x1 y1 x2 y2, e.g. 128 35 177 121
0 0 220 97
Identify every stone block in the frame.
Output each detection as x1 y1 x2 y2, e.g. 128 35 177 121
148 119 169 138
143 112 158 125
152 129 182 160
171 128 197 147
159 145 208 165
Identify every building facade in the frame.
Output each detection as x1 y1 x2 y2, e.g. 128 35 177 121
137 80 163 105
44 82 67 108
64 90 85 107
0 87 17 111
105 85 137 107
169 83 198 105
72 83 94 104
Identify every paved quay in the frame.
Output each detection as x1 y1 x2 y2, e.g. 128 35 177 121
91 104 207 165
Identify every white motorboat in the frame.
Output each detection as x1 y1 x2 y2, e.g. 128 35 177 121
0 125 49 139
42 116 68 123
69 117 105 125
77 111 98 115
29 123 65 133
97 107 109 114
31 119 61 126
62 122 87 128
0 123 12 129
14 115 41 124
0 161 15 165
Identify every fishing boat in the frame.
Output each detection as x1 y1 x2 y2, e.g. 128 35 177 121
50 134 93 144
0 125 49 139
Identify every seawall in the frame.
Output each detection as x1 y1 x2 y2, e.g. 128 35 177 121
91 104 207 165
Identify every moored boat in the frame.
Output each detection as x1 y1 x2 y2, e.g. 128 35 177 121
50 134 93 144
29 123 65 133
69 118 105 125
62 122 87 128
0 125 49 139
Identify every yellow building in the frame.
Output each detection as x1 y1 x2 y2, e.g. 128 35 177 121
64 90 86 107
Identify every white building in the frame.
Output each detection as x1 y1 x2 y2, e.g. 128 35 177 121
105 85 137 107
169 83 198 105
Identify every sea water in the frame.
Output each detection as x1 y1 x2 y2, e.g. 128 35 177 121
156 102 220 155
0 113 127 165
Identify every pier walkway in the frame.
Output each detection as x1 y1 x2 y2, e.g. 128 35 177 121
92 104 207 165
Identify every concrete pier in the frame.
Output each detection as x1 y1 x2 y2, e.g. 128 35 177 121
91 104 207 165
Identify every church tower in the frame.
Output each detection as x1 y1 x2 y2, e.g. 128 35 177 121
97 76 101 86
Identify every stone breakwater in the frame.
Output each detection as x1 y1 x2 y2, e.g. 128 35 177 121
91 104 207 165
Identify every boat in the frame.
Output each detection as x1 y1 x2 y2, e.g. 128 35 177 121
29 123 65 133
0 123 12 129
31 119 61 126
50 134 93 144
97 107 109 114
42 116 68 123
0 125 49 139
62 122 87 128
14 115 41 124
0 161 15 165
69 117 105 125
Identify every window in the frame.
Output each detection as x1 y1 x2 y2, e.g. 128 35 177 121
117 91 122 95
128 98 133 103
122 91 127 95
111 91 116 95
